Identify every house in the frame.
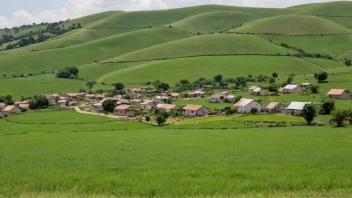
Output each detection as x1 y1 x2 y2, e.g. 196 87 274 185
168 93 180 101
85 94 96 100
95 94 106 100
209 92 235 103
156 104 177 111
251 87 262 96
1 105 21 115
282 84 302 93
116 99 131 105
183 104 209 117
327 89 349 100
301 83 313 89
18 104 29 111
0 103 5 110
57 100 67 107
248 86 258 92
286 102 312 116
266 102 286 113
155 96 169 104
188 91 205 98
140 100 158 110
93 103 103 112
234 98 262 114
126 88 143 98
65 93 86 100
114 104 136 116
14 100 29 107
51 93 61 100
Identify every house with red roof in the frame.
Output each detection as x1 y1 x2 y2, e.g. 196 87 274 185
265 102 286 113
114 105 136 116
1 105 21 115
327 89 349 100
183 104 209 117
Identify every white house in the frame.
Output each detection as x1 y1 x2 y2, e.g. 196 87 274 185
282 84 302 93
234 98 262 114
93 103 103 112
251 87 262 96
248 86 258 93
209 92 236 103
140 100 158 110
286 102 312 116
183 104 209 117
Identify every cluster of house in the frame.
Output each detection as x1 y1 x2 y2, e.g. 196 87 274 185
0 100 30 116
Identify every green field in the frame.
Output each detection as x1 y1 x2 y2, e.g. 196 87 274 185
1 111 352 197
100 56 331 85
231 15 352 35
0 75 86 100
292 1 352 17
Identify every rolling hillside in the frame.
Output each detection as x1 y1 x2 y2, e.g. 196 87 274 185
292 1 352 17
171 11 261 33
113 34 293 62
231 15 352 35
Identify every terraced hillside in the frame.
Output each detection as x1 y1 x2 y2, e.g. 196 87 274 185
1 1 352 97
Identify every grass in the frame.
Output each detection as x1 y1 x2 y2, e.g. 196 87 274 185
99 56 331 85
260 35 352 57
0 75 86 100
113 34 293 62
171 11 261 33
1 115 352 197
293 1 352 17
0 28 192 75
231 15 352 35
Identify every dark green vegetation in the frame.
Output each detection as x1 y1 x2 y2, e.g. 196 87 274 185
1 110 352 197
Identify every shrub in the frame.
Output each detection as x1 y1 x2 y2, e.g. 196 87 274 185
300 104 317 125
319 100 335 115
330 110 348 127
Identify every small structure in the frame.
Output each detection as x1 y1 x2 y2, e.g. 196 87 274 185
0 103 5 110
57 100 67 107
93 103 103 112
157 104 177 111
251 87 262 96
327 89 349 100
95 94 106 100
301 83 312 89
210 92 235 103
286 102 312 116
51 93 61 100
18 104 29 111
85 94 96 101
168 93 180 101
282 84 302 94
183 104 209 117
188 91 205 98
140 100 158 110
116 99 131 105
14 100 29 107
155 96 169 104
65 93 86 100
115 105 136 116
234 98 262 114
1 105 21 115
248 86 258 93
266 102 286 113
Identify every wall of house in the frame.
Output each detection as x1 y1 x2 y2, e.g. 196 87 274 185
330 92 349 100
236 102 262 114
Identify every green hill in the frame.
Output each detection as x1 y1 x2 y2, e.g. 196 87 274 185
171 11 261 33
113 34 292 62
0 28 192 75
293 1 352 17
231 15 352 35
99 56 331 85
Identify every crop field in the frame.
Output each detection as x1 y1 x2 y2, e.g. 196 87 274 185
1 111 352 197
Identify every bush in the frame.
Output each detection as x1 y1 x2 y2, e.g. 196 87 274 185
300 104 317 125
330 110 348 127
315 72 328 83
319 100 335 115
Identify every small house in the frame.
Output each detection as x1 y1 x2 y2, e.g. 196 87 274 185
0 103 5 110
115 105 136 116
140 100 158 110
156 104 177 111
93 103 103 112
85 94 96 101
183 104 209 117
209 92 235 103
14 100 29 107
286 102 312 116
327 89 349 100
251 87 262 96
234 98 262 114
301 83 312 89
188 91 205 98
266 102 286 113
58 100 67 107
18 104 29 111
282 84 302 94
168 93 180 101
155 96 169 104
1 105 21 115
65 93 86 100
248 86 258 93
51 93 61 100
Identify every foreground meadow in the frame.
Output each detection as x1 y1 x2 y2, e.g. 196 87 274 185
1 110 352 197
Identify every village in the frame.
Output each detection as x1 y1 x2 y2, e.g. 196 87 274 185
1 82 350 124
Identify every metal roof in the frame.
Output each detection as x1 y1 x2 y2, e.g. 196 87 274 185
287 102 312 110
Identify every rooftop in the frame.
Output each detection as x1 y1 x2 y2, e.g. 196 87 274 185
283 84 298 90
183 104 204 111
287 102 312 110
327 89 346 95
157 104 177 110
115 104 134 110
234 98 255 107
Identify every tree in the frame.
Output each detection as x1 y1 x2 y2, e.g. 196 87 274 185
86 81 95 89
68 67 79 77
29 95 49 110
269 77 276 84
330 110 348 127
56 70 71 78
158 82 170 91
272 72 278 78
286 76 294 84
155 109 169 126
235 77 247 87
345 59 351 67
310 85 319 94
214 75 223 83
115 82 125 91
315 72 328 83
268 84 278 93
300 104 317 125
319 100 335 115
102 100 116 113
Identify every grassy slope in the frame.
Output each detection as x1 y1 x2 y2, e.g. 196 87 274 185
1 118 352 197
89 5 296 30
171 11 261 33
0 75 86 99
100 56 329 85
114 34 292 62
67 11 122 27
293 1 352 17
231 15 352 35
260 35 352 57
0 28 192 75
322 17 352 28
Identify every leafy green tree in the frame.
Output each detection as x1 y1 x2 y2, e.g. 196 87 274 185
345 59 351 66
319 100 335 115
269 77 275 84
56 70 71 78
310 85 319 94
102 100 116 113
115 82 125 91
158 82 170 91
272 72 278 78
29 95 49 110
300 104 317 125
315 72 328 83
68 67 79 77
214 75 223 83
268 84 278 93
155 109 169 126
330 110 348 127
